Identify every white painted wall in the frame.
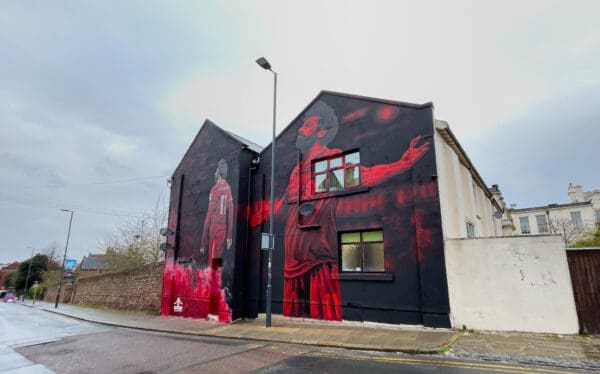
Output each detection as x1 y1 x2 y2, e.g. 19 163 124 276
434 124 500 239
445 235 579 334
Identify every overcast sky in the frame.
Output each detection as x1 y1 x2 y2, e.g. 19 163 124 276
1 1 599 264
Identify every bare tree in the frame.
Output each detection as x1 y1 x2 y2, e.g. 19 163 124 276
41 241 62 270
100 196 168 271
549 217 588 247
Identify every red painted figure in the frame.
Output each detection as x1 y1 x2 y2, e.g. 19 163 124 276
251 101 430 321
200 159 234 266
200 159 234 318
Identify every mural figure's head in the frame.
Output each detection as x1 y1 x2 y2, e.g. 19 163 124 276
215 159 228 182
296 101 339 151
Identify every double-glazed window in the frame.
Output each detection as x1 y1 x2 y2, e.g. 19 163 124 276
570 211 583 231
519 216 531 234
340 230 384 272
314 151 360 193
536 214 549 233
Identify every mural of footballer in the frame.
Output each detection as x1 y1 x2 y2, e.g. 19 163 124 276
200 158 234 267
251 100 430 321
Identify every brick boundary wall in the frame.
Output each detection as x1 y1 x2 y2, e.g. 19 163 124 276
45 262 164 312
43 283 73 304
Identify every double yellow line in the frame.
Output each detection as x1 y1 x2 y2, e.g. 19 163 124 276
311 353 575 373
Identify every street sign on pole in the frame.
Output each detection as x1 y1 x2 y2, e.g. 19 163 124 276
65 259 77 271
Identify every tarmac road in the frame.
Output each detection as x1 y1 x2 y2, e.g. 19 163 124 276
1 302 587 373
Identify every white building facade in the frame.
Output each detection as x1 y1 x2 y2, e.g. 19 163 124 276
507 184 600 243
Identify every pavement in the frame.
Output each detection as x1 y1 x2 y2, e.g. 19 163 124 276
18 300 600 370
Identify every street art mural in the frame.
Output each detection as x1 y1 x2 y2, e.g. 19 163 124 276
250 97 446 324
161 122 253 323
162 94 451 327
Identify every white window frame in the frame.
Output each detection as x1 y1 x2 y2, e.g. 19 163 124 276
519 216 531 234
570 211 583 231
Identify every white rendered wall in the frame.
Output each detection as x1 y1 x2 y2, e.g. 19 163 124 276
445 235 579 334
434 128 500 239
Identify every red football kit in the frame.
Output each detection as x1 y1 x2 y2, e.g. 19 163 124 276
201 178 233 265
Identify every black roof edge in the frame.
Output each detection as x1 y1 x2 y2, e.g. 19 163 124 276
258 90 433 157
172 119 260 177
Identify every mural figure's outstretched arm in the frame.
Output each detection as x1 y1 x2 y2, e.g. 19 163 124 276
361 135 430 186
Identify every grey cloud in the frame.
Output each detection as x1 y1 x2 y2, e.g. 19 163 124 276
463 85 600 206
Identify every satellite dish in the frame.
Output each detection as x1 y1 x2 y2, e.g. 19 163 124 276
494 211 503 219
159 243 172 252
299 203 315 217
160 227 174 236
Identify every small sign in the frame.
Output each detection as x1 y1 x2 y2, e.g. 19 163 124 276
173 297 183 313
65 259 77 271
261 233 273 251
33 281 39 289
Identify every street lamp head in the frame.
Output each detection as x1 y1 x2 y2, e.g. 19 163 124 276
60 209 72 212
256 57 272 71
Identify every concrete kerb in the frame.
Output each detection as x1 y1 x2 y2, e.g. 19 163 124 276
20 302 458 354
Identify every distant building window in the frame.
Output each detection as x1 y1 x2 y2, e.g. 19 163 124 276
536 215 549 233
314 151 360 193
519 217 531 234
595 210 600 224
340 230 384 272
466 221 475 238
570 211 583 231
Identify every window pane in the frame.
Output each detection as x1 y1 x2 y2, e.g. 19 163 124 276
345 152 360 165
519 217 530 234
466 222 475 238
341 232 361 243
314 160 327 173
315 174 327 193
329 169 344 191
536 215 549 233
363 242 384 272
596 210 600 223
329 157 342 168
341 244 362 272
362 231 383 242
345 167 360 187
570 211 583 230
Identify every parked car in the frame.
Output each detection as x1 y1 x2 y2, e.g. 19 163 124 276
3 293 16 303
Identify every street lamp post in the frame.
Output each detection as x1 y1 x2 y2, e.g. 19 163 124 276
23 247 35 301
256 56 277 327
55 209 74 308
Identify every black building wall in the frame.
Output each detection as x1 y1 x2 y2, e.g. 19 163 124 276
161 120 257 321
248 92 450 327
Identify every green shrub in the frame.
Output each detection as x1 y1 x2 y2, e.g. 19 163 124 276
27 283 46 299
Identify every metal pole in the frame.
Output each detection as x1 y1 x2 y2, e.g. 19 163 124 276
266 70 277 327
23 247 34 301
55 210 73 308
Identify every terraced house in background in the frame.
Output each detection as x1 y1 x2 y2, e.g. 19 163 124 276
506 183 600 242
